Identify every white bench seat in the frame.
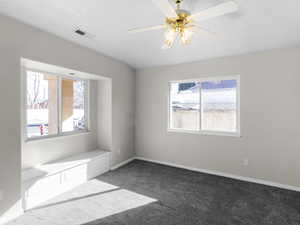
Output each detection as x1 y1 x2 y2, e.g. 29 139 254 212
22 150 111 210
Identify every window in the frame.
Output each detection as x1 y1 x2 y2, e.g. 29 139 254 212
26 70 89 140
26 72 59 138
61 78 87 132
169 76 240 136
169 82 200 131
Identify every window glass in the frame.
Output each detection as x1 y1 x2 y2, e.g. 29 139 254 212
26 71 58 138
62 78 87 132
201 79 237 132
169 82 200 131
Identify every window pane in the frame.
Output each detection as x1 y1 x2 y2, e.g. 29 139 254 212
26 71 58 138
201 79 237 132
169 82 200 130
62 79 87 132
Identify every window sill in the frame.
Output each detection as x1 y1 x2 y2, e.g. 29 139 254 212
25 130 92 143
167 129 241 137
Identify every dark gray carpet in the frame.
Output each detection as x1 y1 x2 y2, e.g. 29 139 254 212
90 160 300 225
8 160 300 225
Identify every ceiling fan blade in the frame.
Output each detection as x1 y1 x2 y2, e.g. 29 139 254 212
190 1 238 22
151 0 178 18
197 27 218 37
187 25 217 37
128 24 166 33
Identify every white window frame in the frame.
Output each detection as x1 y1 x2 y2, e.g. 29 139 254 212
23 68 90 142
168 75 241 137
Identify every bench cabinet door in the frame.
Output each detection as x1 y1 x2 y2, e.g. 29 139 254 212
87 155 110 180
62 164 88 189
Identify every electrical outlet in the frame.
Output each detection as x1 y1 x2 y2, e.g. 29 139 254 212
243 159 249 166
118 149 121 155
0 190 3 201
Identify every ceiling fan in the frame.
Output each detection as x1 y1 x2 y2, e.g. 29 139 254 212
128 0 238 49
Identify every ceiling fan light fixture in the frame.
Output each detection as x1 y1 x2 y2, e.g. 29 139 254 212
161 1 195 48
163 28 177 49
180 28 195 45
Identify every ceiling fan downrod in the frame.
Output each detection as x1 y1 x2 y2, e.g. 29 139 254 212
175 0 183 10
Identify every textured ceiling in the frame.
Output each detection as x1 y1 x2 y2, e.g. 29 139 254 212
1 0 300 68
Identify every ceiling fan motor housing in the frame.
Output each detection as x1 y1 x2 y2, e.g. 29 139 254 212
166 9 191 32
176 9 191 18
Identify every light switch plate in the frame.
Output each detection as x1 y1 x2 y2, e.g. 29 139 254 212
0 190 3 201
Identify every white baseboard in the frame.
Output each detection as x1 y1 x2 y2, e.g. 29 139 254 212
110 157 136 171
0 201 24 225
136 157 300 193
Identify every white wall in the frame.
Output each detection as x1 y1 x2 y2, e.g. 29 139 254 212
97 79 113 154
0 14 135 223
136 47 300 189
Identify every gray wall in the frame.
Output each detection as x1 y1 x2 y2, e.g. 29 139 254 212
0 14 135 221
136 47 300 188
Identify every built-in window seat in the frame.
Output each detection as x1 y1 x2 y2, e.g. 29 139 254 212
22 150 111 210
